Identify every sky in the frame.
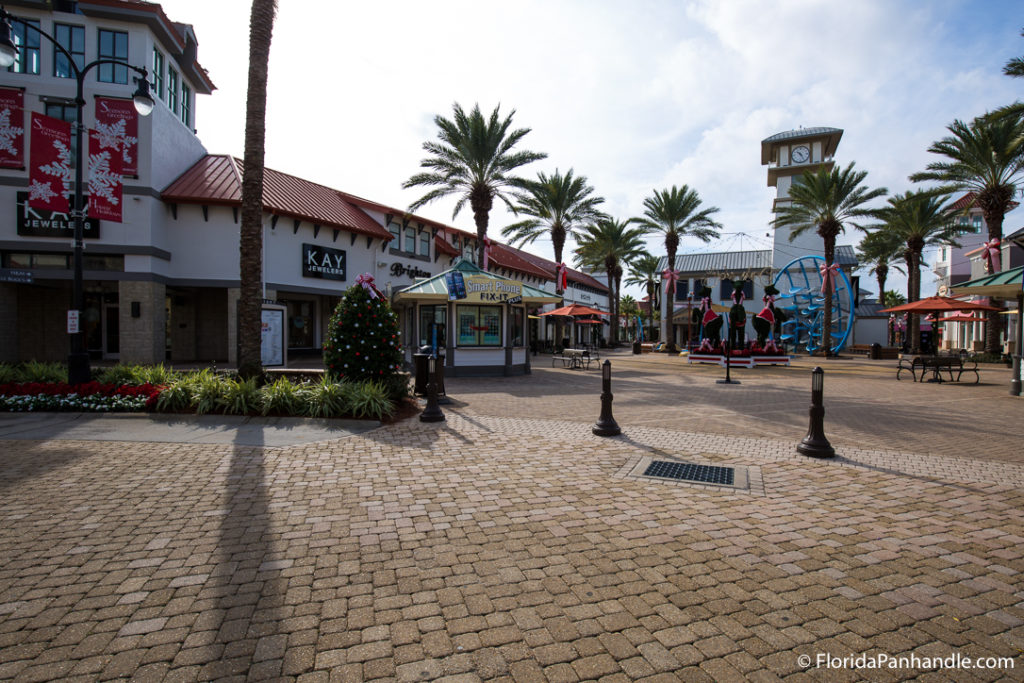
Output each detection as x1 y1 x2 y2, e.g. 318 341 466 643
162 0 1022 299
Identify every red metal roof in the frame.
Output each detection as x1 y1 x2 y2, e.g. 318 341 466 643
162 155 392 241
510 246 608 291
488 242 555 280
434 234 459 257
949 192 1019 212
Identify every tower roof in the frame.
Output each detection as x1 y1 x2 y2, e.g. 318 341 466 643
761 127 843 165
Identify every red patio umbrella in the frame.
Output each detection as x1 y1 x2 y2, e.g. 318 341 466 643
934 314 988 323
879 295 1001 314
575 318 603 324
539 303 608 317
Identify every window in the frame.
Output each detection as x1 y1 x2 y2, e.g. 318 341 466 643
972 215 982 233
419 231 430 256
404 227 415 253
167 68 179 113
674 279 690 301
181 83 192 126
7 19 40 74
511 307 524 347
388 220 401 247
54 24 84 78
152 48 164 98
462 243 475 263
0 252 123 270
719 279 753 301
45 102 79 166
97 29 128 83
457 305 501 346
418 305 446 348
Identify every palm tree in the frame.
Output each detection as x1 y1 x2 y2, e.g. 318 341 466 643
619 295 639 341
237 0 277 379
910 115 1024 352
403 103 546 264
1005 29 1024 78
502 168 606 287
574 219 646 345
625 253 661 344
873 191 961 353
635 186 722 346
502 169 605 346
856 229 904 307
773 162 887 355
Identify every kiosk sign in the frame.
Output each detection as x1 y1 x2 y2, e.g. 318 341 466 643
464 276 523 303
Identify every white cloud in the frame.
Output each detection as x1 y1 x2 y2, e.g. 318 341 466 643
166 0 1022 297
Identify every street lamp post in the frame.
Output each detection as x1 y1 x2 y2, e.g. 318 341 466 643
1 9 154 385
1009 233 1024 397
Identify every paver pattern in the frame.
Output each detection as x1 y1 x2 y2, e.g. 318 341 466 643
0 353 1022 682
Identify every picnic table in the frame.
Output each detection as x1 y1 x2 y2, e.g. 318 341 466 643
896 354 979 384
552 348 595 369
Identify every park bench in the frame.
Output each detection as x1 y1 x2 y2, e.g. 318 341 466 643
896 354 979 384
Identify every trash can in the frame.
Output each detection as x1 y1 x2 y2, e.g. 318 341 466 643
414 345 446 396
870 343 881 360
633 340 641 355
413 349 431 396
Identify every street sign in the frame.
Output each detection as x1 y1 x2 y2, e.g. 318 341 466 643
67 310 80 334
506 295 523 305
0 268 32 284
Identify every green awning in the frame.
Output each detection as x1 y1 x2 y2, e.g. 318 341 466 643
951 266 1024 299
394 258 560 303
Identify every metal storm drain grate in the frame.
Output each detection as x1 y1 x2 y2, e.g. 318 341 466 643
643 460 735 486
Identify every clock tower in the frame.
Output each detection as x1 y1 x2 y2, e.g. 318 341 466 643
761 127 843 270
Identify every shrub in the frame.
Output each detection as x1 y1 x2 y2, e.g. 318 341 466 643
259 377 306 416
219 376 261 415
381 373 411 402
322 275 403 383
347 380 394 420
155 381 193 412
192 373 227 415
95 364 178 386
305 378 349 418
0 364 18 384
17 361 66 383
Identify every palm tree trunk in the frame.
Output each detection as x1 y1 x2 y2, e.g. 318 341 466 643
614 271 623 346
552 239 564 350
822 240 835 355
237 0 277 379
910 250 922 353
647 283 655 343
606 266 616 345
661 244 676 349
982 209 1004 355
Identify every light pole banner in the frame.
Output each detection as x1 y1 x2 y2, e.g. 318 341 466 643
28 112 71 213
94 97 139 177
0 88 25 169
87 129 123 222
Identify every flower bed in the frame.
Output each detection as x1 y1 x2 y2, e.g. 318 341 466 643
0 382 162 412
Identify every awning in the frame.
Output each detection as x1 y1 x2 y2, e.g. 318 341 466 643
394 258 560 303
950 266 1024 300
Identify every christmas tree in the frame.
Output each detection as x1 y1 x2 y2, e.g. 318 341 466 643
323 274 403 382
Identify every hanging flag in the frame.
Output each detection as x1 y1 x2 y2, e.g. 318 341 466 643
0 88 25 169
94 97 139 176
28 112 72 212
87 128 123 222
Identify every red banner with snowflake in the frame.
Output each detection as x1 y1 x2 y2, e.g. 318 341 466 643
94 97 138 177
87 129 123 222
28 112 72 213
0 88 25 169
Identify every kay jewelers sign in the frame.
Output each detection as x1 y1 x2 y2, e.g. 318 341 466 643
463 275 523 303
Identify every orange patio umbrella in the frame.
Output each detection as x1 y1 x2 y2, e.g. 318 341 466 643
539 303 608 317
880 295 1001 315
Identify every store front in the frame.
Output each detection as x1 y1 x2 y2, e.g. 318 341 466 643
394 260 558 376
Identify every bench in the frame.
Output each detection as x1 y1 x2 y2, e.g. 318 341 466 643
849 344 901 360
896 354 979 383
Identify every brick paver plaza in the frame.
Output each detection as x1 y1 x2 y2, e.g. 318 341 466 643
1 352 1022 682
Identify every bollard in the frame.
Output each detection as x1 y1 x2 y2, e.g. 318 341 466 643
716 335 740 385
419 354 445 422
592 360 621 436
797 367 834 458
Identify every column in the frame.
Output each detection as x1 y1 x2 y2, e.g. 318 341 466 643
118 280 167 364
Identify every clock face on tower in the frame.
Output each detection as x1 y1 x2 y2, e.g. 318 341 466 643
791 145 810 164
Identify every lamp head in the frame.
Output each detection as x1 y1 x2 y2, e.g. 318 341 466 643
132 72 155 116
812 366 824 392
429 354 436 374
602 359 611 381
0 12 18 69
